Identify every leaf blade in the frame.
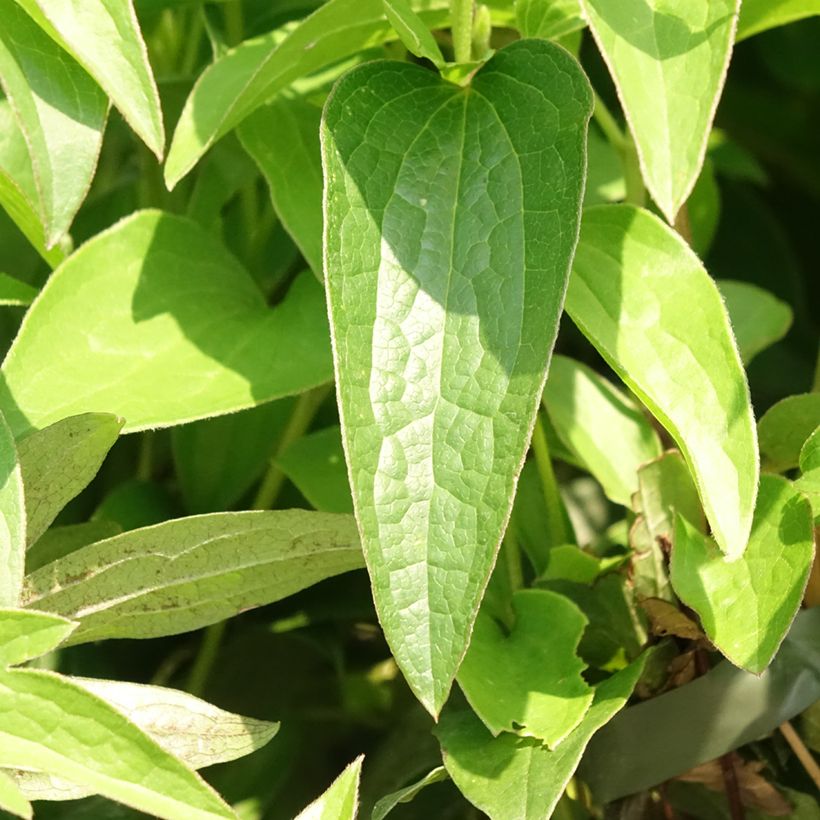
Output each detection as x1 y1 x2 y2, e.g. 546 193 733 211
0 608 75 667
0 410 24 608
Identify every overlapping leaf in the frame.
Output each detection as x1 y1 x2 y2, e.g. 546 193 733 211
515 0 584 39
0 609 75 667
737 0 820 40
0 412 24 608
758 393 820 473
323 40 592 714
566 205 758 559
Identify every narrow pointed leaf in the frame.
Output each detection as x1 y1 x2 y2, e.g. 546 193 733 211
566 205 758 559
26 521 122 574
581 0 739 221
0 411 24 608
0 274 37 307
23 510 363 643
0 668 233 819
14 0 164 158
737 0 820 40
515 0 585 39
758 393 820 473
18 414 122 546
238 96 324 276
670 474 814 673
0 0 107 247
323 40 592 714
437 657 648 819
371 766 448 820
0 211 332 437
717 280 793 365
295 755 363 820
542 355 662 506
457 590 593 746
383 0 445 65
0 609 75 667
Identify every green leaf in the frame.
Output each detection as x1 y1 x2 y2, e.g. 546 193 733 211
437 656 647 819
0 608 75 667
0 274 36 307
23 510 363 644
276 426 353 514
0 769 30 819
322 40 592 714
18 413 123 546
758 393 820 473
737 0 820 40
371 766 448 820
580 608 820 802
718 280 793 365
566 205 758 560
0 0 107 247
26 521 122 574
0 667 234 819
383 0 445 65
0 211 333 437
0 102 66 268
542 355 662 506
671 474 815 673
238 96 324 276
515 0 585 39
0 410 24 608
164 0 451 188
581 0 739 221
13 0 165 158
295 755 363 820
457 590 593 746
795 427 820 524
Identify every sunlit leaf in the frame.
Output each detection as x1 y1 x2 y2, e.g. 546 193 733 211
371 766 448 820
758 393 820 473
383 0 445 65
26 521 122 574
0 411 24 608
795 426 820 524
0 769 30 819
295 755 363 820
737 0 820 40
0 608 75 667
515 0 585 39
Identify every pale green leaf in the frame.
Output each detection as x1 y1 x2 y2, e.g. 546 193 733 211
26 521 122 574
0 0 106 247
566 205 758 559
718 280 793 365
0 608 75 667
295 755 363 820
737 0 820 40
371 766 448 820
0 102 66 268
383 0 445 65
437 657 648 819
0 769 30 820
584 127 626 206
541 544 608 584
323 40 592 714
457 589 593 746
14 0 165 158
671 474 815 673
23 510 363 643
795 427 820 523
0 211 333 437
542 355 662 506
0 667 234 819
581 0 740 221
164 0 451 188
276 426 353 514
18 414 123 546
758 393 820 473
515 0 585 39
0 274 36 307
0 410 24 608
238 96 324 276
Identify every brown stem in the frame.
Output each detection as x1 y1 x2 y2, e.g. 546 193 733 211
779 720 820 791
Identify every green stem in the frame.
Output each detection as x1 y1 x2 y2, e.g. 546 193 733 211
592 90 625 151
623 134 646 207
179 4 205 76
531 414 571 546
252 385 330 510
451 0 474 64
223 0 244 47
186 620 226 696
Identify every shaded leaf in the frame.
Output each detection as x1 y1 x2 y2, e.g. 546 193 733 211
0 410 24 607
0 211 333 437
438 657 648 819
0 0 107 248
457 590 593 746
0 274 36 307
542 355 662 506
515 0 585 39
640 598 703 641
26 521 122 574
14 0 164 158
323 39 591 715
758 393 820 473
581 0 739 221
0 608 75 667
737 0 820 40
23 510 364 644
383 0 445 65
18 414 122 546
371 766 448 820
670 474 814 673
295 755 363 820
566 204 758 560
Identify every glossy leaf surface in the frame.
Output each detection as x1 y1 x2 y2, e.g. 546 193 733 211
323 40 592 714
24 510 363 643
566 205 758 559
0 211 333 436
670 474 814 673
581 0 739 221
